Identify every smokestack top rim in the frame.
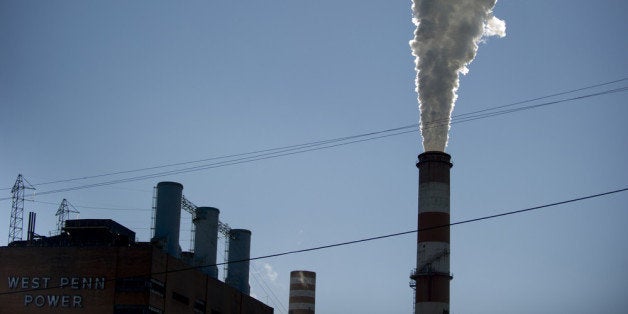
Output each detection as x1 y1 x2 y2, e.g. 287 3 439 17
418 151 451 157
156 181 183 188
417 151 452 168
290 270 316 276
229 228 252 234
196 206 220 213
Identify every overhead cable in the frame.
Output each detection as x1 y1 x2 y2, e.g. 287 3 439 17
1 186 625 296
1 77 624 192
0 82 625 200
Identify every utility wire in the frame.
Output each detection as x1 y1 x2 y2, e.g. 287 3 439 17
426 86 628 128
0 126 416 190
13 84 626 226
0 128 416 201
25 199 149 212
0 124 416 195
2 186 626 296
451 77 627 119
2 78 624 192
2 84 623 202
250 262 288 314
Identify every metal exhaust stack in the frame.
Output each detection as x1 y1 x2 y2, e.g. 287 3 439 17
152 181 183 258
289 270 316 314
225 229 251 295
411 151 452 313
27 212 36 242
193 206 220 278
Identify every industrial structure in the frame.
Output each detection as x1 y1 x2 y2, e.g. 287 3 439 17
192 206 221 278
410 151 453 313
0 180 272 314
151 181 183 258
7 174 35 243
225 229 252 296
288 270 316 314
55 199 79 235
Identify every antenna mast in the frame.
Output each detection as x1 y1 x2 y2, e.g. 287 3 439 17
8 174 35 243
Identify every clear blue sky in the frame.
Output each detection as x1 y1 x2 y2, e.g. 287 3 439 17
1 1 627 313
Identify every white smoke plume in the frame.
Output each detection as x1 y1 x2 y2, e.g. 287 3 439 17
410 0 506 152
263 263 278 282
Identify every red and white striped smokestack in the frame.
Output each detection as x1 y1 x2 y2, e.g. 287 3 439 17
289 270 316 314
412 151 452 313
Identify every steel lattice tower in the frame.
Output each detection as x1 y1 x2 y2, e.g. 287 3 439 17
8 174 35 243
55 199 79 234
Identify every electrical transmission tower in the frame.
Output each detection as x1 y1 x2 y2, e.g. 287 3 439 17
55 199 79 234
8 174 35 243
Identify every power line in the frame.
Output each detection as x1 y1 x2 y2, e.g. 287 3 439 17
25 199 150 212
0 129 417 200
250 262 288 314
237 187 628 263
2 86 625 202
0 126 416 190
451 77 628 120
2 186 625 296
448 86 628 125
422 86 628 129
0 124 416 196
0 83 625 201
2 77 624 193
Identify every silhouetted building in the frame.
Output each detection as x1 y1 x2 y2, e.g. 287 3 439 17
0 219 273 314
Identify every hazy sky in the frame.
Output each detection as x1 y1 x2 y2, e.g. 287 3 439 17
1 1 627 313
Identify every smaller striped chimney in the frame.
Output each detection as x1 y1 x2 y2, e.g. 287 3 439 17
289 270 316 314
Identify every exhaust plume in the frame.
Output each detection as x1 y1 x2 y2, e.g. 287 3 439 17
410 0 505 152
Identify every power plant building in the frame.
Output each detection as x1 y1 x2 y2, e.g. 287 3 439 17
0 219 272 314
0 181 273 314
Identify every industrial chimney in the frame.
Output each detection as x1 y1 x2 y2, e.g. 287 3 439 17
225 229 251 295
193 206 220 278
27 212 36 242
411 151 452 313
289 270 316 314
152 181 183 258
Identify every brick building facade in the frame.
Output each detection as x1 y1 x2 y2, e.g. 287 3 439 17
0 219 273 314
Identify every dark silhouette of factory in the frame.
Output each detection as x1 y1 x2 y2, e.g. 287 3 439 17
0 181 273 314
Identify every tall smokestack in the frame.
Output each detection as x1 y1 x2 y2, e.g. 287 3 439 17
412 151 452 313
409 2 503 310
225 229 251 295
193 207 220 278
289 270 316 314
152 181 183 258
